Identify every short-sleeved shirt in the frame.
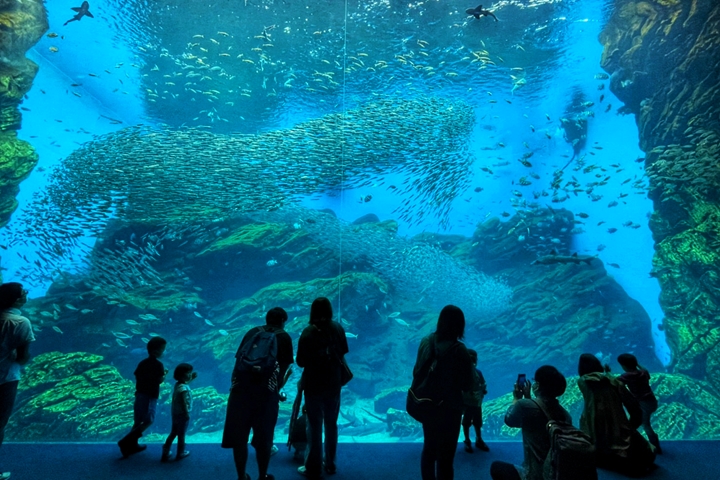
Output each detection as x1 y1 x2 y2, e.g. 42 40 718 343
0 309 36 385
505 398 572 480
134 356 165 399
171 382 193 417
619 369 655 401
296 321 349 396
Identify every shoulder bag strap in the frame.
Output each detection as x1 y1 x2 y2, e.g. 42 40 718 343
532 398 554 423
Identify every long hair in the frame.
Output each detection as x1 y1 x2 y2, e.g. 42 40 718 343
578 353 604 376
0 283 23 311
435 305 465 341
309 297 333 326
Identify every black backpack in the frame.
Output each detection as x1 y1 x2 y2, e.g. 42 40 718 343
533 399 598 480
406 336 458 423
234 326 279 388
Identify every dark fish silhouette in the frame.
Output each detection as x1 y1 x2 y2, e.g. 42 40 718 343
64 1 94 26
466 4 498 21
532 250 595 266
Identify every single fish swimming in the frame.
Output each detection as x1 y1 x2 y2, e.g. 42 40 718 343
466 4 498 21
532 250 595 266
64 1 94 26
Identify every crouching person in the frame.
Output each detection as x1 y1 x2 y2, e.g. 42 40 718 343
490 366 571 480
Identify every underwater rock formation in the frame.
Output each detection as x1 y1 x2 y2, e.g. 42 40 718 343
0 0 46 226
8 351 138 440
7 351 232 441
440 208 662 385
482 373 720 440
600 0 720 392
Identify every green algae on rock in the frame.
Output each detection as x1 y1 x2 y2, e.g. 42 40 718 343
0 132 38 226
8 352 138 440
0 0 46 225
600 0 720 392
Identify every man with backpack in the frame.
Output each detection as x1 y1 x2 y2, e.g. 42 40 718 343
490 365 597 480
222 307 294 480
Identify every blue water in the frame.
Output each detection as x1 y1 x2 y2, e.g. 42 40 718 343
1 0 676 442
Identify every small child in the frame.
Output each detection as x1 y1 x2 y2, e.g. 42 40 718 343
162 363 197 461
118 336 168 458
289 405 308 462
617 353 661 454
462 349 489 452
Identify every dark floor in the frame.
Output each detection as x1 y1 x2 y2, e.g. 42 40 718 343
0 441 712 479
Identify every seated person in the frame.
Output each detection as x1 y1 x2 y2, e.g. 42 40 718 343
490 366 571 480
577 354 655 476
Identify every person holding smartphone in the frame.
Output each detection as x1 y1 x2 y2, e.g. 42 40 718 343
489 366 571 480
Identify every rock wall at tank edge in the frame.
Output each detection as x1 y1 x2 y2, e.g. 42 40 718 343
599 0 720 392
0 0 46 230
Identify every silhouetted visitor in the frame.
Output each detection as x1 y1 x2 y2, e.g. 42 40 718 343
296 297 349 479
412 305 474 480
118 336 168 457
291 407 308 462
490 365 571 480
162 362 197 461
617 353 662 454
0 282 34 480
288 376 308 463
222 307 293 480
577 353 655 476
461 349 489 452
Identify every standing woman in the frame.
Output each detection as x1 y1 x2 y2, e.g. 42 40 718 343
296 297 349 479
0 283 35 480
412 305 474 480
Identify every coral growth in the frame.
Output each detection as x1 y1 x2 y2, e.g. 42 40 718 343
600 0 720 391
0 0 46 225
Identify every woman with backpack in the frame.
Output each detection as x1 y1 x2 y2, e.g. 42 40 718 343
410 305 474 480
577 353 656 476
296 297 349 479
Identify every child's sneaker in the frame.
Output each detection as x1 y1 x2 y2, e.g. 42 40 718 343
463 439 473 453
161 448 173 462
476 439 490 451
177 450 190 460
270 445 279 456
0 471 10 480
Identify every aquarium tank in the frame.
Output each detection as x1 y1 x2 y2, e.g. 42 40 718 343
1 0 719 444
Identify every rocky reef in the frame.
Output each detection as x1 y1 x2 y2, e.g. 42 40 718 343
7 351 234 441
7 205 669 440
600 0 720 393
435 207 661 383
0 0 45 227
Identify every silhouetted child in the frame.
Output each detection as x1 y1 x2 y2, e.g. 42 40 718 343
162 363 197 461
462 349 489 452
289 406 308 462
617 353 661 454
118 336 168 457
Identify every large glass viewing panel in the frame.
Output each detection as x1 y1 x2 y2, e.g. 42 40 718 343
1 0 718 444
